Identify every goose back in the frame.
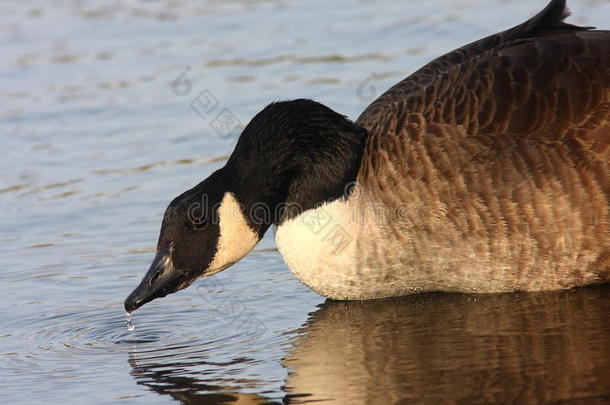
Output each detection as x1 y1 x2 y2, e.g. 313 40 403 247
353 0 610 291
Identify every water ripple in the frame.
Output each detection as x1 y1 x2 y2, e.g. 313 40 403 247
4 301 270 370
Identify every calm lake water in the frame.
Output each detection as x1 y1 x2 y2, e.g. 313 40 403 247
2 0 610 403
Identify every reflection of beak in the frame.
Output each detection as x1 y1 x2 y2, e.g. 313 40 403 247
124 249 188 313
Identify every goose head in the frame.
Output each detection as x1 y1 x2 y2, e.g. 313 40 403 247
124 99 367 312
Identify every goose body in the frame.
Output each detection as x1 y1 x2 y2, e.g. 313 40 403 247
125 0 610 311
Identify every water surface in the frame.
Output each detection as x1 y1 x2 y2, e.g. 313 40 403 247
2 0 610 403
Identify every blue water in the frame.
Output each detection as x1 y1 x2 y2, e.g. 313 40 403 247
2 1 610 403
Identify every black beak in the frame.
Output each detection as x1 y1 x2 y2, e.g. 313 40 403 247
124 249 187 313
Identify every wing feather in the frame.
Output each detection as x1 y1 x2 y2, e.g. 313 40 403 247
357 1 610 192
354 0 610 279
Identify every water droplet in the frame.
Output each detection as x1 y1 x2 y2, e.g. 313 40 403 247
125 311 135 331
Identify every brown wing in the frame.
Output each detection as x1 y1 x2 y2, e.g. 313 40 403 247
357 0 609 190
355 0 610 279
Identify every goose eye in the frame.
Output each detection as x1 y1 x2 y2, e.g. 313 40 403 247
191 217 209 231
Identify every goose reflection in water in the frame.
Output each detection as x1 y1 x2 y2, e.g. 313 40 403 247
128 285 610 404
128 352 273 405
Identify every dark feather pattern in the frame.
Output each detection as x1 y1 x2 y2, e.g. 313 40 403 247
355 0 610 287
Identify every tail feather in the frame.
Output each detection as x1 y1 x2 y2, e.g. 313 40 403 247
528 0 594 33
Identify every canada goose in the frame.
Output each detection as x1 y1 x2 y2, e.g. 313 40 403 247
125 0 610 312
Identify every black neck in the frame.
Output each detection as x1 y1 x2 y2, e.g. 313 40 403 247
222 99 367 235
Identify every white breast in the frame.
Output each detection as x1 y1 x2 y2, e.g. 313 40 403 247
273 194 495 299
275 191 541 299
274 199 362 299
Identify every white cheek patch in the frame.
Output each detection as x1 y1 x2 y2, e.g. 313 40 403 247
207 192 259 275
